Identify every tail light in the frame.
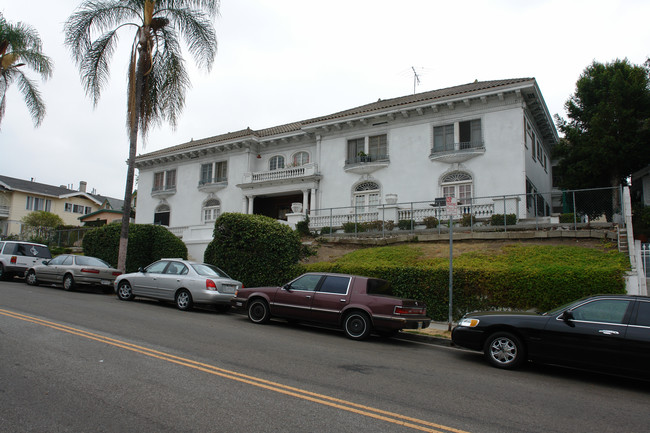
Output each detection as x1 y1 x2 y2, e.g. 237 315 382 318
206 279 217 291
10 256 17 264
394 306 426 315
112 272 122 276
81 268 100 274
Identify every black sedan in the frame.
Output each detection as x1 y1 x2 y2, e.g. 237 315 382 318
451 295 650 377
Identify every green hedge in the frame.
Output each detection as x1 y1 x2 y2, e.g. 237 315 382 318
82 223 187 272
204 213 304 287
299 244 628 321
490 213 517 226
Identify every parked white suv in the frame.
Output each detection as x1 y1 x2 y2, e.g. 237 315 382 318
0 241 52 280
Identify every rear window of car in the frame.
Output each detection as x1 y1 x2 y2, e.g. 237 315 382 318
633 301 650 327
16 243 52 259
76 256 110 267
192 263 231 278
366 278 394 296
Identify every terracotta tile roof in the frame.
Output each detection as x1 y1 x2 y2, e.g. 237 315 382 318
137 78 536 160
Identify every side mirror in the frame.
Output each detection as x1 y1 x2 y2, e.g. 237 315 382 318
43 260 50 265
282 284 292 292
560 310 574 322
138 267 145 273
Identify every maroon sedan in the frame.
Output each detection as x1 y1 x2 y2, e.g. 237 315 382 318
231 272 431 340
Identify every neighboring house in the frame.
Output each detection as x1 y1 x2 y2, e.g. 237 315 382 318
632 165 650 206
0 175 124 237
135 78 558 260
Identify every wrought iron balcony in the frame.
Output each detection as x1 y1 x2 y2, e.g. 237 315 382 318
344 154 390 174
198 177 228 192
429 140 485 163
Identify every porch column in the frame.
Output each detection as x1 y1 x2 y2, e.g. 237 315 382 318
302 189 309 213
241 196 248 214
310 188 317 215
247 195 255 214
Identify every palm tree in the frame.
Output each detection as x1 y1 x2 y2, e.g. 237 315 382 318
0 13 53 128
65 0 219 272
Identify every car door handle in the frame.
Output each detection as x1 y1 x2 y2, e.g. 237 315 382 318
305 295 311 299
340 299 346 302
598 330 619 335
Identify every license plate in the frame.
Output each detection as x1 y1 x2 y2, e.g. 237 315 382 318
101 280 111 285
221 285 236 294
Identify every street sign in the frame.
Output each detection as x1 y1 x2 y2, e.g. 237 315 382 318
445 196 458 216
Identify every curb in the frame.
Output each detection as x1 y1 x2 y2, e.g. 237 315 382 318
397 331 453 347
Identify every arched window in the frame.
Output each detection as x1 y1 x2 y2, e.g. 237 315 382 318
441 171 472 203
353 181 380 213
292 151 309 166
203 198 221 223
154 204 170 226
269 155 285 171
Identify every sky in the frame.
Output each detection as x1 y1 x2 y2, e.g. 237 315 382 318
1 0 649 199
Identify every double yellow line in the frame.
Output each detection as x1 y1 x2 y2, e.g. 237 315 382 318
0 308 469 433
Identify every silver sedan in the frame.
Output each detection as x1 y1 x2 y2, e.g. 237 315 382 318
25 254 122 291
114 259 242 312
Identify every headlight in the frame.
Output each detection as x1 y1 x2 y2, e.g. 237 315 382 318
459 318 480 328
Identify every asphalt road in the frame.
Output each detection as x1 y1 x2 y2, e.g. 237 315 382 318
1 279 649 433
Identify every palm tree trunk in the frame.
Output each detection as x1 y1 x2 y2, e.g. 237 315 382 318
117 49 146 273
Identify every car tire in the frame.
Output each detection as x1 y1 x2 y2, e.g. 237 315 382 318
116 281 135 301
25 270 39 286
247 298 270 324
63 274 75 291
483 331 526 369
343 311 372 340
175 289 193 311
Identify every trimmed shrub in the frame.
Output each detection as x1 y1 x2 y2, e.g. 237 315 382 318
490 213 517 226
461 214 475 227
423 216 439 228
204 213 304 287
295 215 311 237
82 224 187 272
398 219 414 230
343 222 365 233
320 226 332 235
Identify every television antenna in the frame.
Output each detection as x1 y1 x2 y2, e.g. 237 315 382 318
411 66 421 94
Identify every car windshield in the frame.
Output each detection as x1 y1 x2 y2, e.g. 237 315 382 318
366 278 394 296
542 299 583 316
75 256 111 268
191 263 230 278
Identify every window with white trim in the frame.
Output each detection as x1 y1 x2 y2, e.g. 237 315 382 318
433 119 482 152
292 151 309 166
200 161 228 184
269 155 285 171
441 172 472 203
153 170 176 191
202 198 221 223
346 134 389 163
353 181 380 213
65 203 73 212
25 196 51 212
154 204 170 226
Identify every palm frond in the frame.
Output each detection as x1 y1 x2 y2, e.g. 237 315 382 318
160 6 217 70
14 69 46 126
80 29 121 106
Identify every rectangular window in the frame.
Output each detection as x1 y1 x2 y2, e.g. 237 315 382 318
347 138 365 161
85 206 92 214
368 134 387 160
73 204 84 214
65 203 73 212
458 119 481 148
458 185 472 200
543 154 548 172
153 172 164 190
434 124 454 152
26 196 33 210
537 140 542 161
531 132 536 161
215 161 227 181
200 163 212 184
165 170 176 189
443 186 455 198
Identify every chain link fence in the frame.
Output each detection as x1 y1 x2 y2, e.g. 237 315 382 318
308 187 624 236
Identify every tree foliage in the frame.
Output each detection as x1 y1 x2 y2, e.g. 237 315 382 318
0 13 53 128
21 211 64 241
204 213 305 287
554 59 650 190
64 0 218 272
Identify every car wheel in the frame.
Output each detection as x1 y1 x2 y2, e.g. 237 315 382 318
63 274 75 291
25 270 39 286
117 281 135 301
343 311 372 340
483 332 526 369
175 289 193 311
247 298 270 324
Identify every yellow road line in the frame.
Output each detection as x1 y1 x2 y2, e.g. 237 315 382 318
0 308 470 433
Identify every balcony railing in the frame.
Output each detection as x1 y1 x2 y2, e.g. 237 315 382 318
242 163 318 184
0 205 9 218
198 177 228 192
429 140 485 163
344 154 390 174
151 185 177 197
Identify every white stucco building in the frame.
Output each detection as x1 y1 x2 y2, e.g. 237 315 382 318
135 78 558 260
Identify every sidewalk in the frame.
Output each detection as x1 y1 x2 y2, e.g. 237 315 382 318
399 321 453 346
